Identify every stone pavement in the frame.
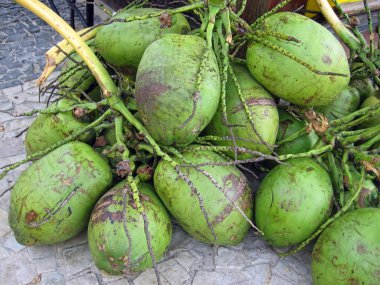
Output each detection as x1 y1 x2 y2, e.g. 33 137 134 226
0 1 313 284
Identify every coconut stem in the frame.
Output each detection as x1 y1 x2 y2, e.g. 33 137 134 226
315 0 361 51
251 0 294 29
340 125 380 145
0 109 111 181
363 0 375 56
276 126 310 146
359 134 380 150
329 0 367 48
38 27 98 86
16 0 118 99
330 103 380 127
278 145 334 161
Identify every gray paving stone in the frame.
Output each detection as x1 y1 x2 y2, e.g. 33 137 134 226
173 251 197 271
34 254 58 273
66 273 100 285
63 243 94 276
0 99 13 112
215 247 250 270
3 232 26 253
242 263 272 284
133 269 169 285
0 250 37 284
158 258 190 285
192 270 249 285
40 271 65 285
0 245 12 260
0 208 11 237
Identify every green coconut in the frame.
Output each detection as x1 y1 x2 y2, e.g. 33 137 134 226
94 8 190 73
24 99 95 156
276 109 318 155
88 181 172 275
154 148 253 245
203 63 278 159
312 208 380 285
360 91 380 128
246 12 350 106
255 158 333 247
349 78 375 100
316 86 360 121
9 142 112 245
135 34 221 146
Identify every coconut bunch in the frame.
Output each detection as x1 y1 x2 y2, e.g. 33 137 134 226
3 0 380 284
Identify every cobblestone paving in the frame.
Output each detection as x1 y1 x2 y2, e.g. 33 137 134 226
0 0 98 90
1 1 313 284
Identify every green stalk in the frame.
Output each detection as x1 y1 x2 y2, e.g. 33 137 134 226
315 0 361 51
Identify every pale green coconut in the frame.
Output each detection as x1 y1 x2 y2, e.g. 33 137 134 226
247 12 350 106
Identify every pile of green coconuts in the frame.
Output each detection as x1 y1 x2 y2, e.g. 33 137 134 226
4 0 380 284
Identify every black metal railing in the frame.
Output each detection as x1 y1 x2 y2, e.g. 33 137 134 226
47 0 94 28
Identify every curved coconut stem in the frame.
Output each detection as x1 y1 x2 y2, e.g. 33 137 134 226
315 0 361 51
281 167 365 256
278 145 334 161
115 116 130 160
38 27 98 86
0 109 112 181
15 0 118 98
329 0 367 48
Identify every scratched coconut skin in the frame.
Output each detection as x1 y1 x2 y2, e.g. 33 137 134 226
9 141 112 245
88 181 172 275
154 148 253 245
312 208 380 285
135 34 221 147
255 158 333 247
246 12 350 107
204 63 279 159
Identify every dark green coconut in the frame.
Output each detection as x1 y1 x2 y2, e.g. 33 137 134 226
349 78 375 100
9 142 112 245
203 64 278 159
255 158 333 247
316 86 360 121
154 148 253 245
135 34 221 146
312 208 380 285
24 99 95 156
58 45 96 96
94 8 190 73
88 181 172 275
276 109 318 155
359 91 380 128
246 12 350 106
